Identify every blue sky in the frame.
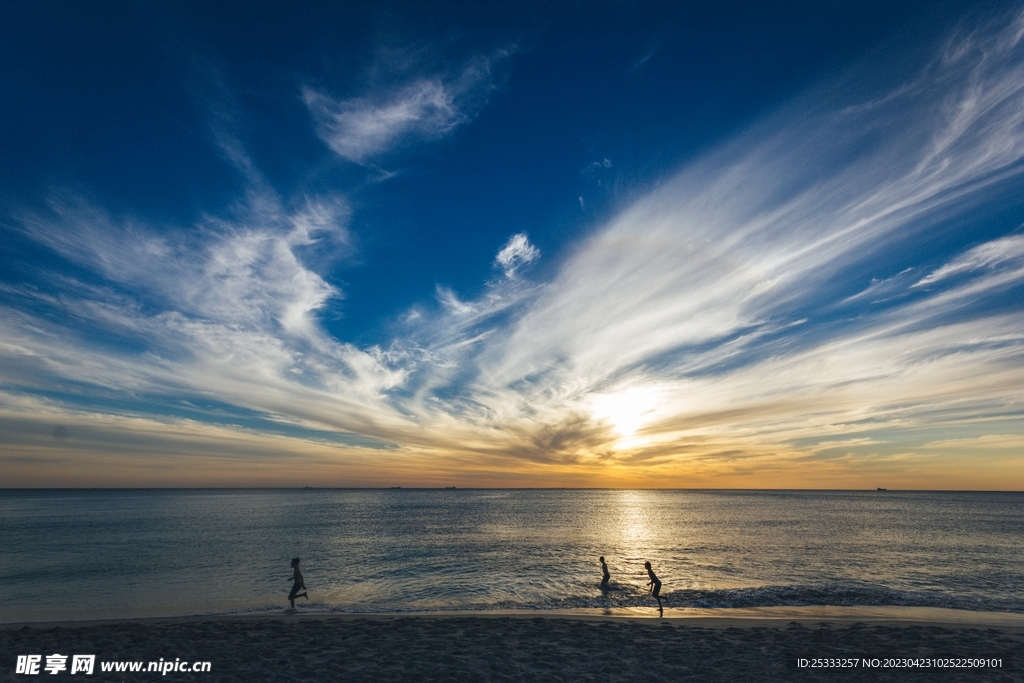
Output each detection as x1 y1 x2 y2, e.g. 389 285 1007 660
2 1 1023 488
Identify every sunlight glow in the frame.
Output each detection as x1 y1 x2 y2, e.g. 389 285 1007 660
587 386 663 446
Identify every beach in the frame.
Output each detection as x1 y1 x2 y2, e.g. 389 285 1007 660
4 609 1022 682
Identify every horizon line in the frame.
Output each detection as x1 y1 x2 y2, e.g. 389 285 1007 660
1 486 1021 493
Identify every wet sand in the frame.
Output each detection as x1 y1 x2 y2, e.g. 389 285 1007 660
3 609 1022 682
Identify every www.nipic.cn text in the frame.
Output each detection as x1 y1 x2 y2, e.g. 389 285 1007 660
16 655 212 675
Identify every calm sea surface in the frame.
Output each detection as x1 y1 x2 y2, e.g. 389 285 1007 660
1 489 1021 622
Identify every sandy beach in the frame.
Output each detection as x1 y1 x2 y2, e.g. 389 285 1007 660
3 609 1022 682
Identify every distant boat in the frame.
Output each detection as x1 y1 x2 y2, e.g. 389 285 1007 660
877 487 887 491
445 486 457 490
390 486 402 489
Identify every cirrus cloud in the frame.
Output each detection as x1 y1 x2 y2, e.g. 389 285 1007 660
303 50 512 163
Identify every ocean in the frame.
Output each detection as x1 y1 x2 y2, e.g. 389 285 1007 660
1 489 1021 622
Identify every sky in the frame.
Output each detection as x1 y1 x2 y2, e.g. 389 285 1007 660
1 1 1023 489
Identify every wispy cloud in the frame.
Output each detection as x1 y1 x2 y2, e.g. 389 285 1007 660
913 233 1024 287
632 40 660 71
384 7 1024 477
19 194 350 343
582 159 612 173
494 233 539 278
304 51 511 163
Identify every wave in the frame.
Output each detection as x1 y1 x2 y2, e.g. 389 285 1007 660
222 584 1024 616
635 584 1023 613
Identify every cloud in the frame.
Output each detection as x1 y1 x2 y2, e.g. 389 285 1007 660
394 7 1024 469
5 186 431 446
21 195 350 342
494 233 540 278
304 79 461 162
913 233 1024 287
583 158 612 173
476 8 1024 390
633 40 661 71
304 51 510 163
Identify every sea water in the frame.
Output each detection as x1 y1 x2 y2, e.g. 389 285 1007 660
0 489 1021 622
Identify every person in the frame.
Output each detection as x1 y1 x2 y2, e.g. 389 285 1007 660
288 557 308 609
644 561 662 611
599 556 610 588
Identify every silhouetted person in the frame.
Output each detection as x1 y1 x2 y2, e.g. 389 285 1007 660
599 556 610 588
645 561 662 612
288 557 308 609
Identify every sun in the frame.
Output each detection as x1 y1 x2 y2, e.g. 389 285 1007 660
587 385 662 447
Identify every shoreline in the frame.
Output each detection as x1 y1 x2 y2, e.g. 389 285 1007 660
6 605 1024 632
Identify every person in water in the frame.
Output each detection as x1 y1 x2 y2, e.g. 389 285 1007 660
599 556 610 588
645 561 662 611
288 557 308 609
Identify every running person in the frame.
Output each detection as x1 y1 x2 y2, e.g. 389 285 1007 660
288 557 308 609
644 561 662 611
